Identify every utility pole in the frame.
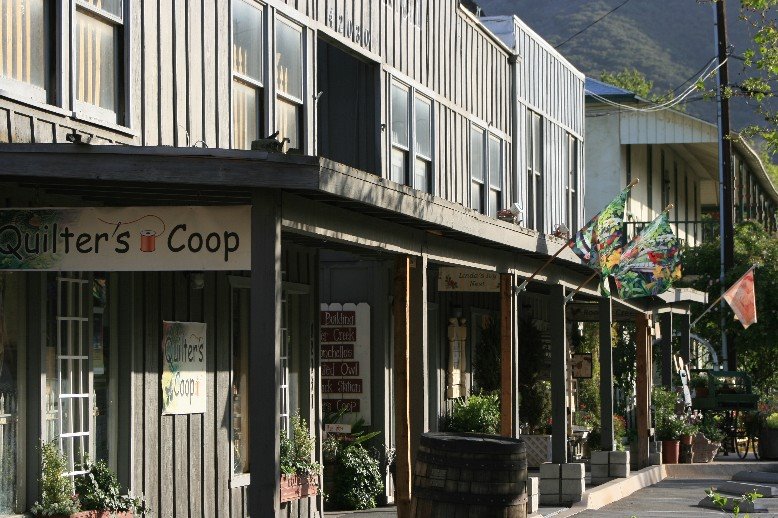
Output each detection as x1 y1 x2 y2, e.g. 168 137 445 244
714 0 736 369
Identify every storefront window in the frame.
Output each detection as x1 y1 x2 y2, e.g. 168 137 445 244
0 273 24 514
231 282 250 476
92 274 115 467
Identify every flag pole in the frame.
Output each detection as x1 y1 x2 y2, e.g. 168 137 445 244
564 271 599 303
517 178 640 294
691 264 758 327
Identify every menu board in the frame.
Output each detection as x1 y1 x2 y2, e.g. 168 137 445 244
320 303 371 425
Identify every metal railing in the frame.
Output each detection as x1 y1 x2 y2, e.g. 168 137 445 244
623 220 720 247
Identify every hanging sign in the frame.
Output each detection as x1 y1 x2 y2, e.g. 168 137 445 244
161 321 207 415
571 353 593 379
0 206 250 271
437 267 500 292
320 303 371 425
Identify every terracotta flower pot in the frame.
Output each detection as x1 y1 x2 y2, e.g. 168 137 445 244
662 439 680 464
680 434 693 446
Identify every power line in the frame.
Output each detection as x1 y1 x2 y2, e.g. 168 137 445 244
554 0 634 49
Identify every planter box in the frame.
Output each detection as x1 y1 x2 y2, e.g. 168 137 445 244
521 434 552 468
759 428 778 460
280 474 319 503
693 433 720 463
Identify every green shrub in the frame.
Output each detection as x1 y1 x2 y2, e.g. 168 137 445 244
74 458 147 513
442 392 500 435
280 413 321 476
765 412 778 429
30 441 80 517
328 443 384 510
699 420 725 442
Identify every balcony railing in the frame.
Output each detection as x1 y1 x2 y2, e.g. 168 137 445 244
623 220 719 247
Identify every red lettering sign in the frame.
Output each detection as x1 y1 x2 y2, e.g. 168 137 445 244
320 311 356 326
323 399 361 413
320 344 355 360
320 327 357 343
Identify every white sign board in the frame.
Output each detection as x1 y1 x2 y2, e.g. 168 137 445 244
320 303 371 425
161 321 207 415
437 267 500 292
0 206 249 271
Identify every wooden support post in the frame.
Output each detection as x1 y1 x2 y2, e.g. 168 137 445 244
660 312 673 388
679 313 691 366
549 284 568 464
409 255 428 465
598 297 614 451
635 313 651 470
394 256 412 518
500 273 514 437
248 190 282 517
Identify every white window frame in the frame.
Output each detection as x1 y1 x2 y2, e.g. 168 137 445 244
414 95 433 193
470 124 503 216
230 0 266 150
389 77 435 193
0 0 51 104
70 0 126 125
565 133 579 232
527 111 543 231
274 15 304 152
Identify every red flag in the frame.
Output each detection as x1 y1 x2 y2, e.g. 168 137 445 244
723 269 757 329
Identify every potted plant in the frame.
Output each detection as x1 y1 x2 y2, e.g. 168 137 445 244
758 412 778 460
74 459 148 517
280 413 321 503
31 441 81 518
679 421 698 447
656 414 684 464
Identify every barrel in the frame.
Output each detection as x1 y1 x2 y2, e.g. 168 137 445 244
411 432 528 518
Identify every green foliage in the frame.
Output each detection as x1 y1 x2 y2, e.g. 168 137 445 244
324 438 384 511
472 316 501 393
706 487 763 518
280 413 321 476
599 67 679 107
30 441 80 517
682 221 778 394
576 323 602 428
442 392 501 435
700 419 725 442
614 324 637 414
517 315 552 434
74 458 148 513
765 412 778 429
653 386 684 440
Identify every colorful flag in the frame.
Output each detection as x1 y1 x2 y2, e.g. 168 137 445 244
723 268 757 328
568 186 631 295
612 211 681 299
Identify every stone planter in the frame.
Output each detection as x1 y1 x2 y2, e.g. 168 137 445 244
521 434 552 468
759 427 778 460
692 433 720 463
662 440 680 464
280 474 319 503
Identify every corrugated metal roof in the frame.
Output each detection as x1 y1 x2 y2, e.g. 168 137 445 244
585 77 636 98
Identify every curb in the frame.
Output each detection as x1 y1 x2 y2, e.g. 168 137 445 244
552 465 668 517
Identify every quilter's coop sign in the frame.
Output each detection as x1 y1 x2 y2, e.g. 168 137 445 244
320 303 371 425
162 321 207 415
0 206 249 271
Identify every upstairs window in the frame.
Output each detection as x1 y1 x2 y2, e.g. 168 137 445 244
73 0 124 123
390 82 410 185
232 0 264 150
470 126 503 216
566 134 579 232
488 135 502 217
276 19 303 151
0 0 49 102
390 81 433 192
470 127 484 213
527 111 543 231
415 96 432 193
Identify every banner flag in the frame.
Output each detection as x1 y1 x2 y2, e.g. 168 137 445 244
723 268 757 328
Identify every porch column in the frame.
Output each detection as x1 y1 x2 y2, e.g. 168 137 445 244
660 312 673 387
635 313 651 469
248 190 282 516
678 312 691 365
394 256 412 518
549 284 568 464
599 297 614 451
409 255 428 465
500 273 515 436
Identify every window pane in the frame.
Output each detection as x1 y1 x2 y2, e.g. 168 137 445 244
532 114 541 170
232 80 258 150
489 136 501 189
277 97 301 150
415 157 430 193
75 10 117 112
391 147 407 184
470 128 484 182
415 97 432 158
471 182 483 213
391 84 409 147
276 20 302 99
0 0 46 89
80 0 122 18
232 0 262 82
489 189 499 218
232 287 250 475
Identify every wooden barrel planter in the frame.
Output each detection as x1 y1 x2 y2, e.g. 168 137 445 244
411 432 528 518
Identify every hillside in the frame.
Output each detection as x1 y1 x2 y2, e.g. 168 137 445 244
474 0 760 134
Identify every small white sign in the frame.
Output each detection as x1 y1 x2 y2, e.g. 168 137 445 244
325 423 352 434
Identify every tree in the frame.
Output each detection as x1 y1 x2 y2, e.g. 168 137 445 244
682 221 778 394
599 68 676 104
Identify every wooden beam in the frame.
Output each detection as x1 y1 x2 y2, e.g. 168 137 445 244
598 297 614 451
549 284 568 464
409 255 429 465
500 272 513 436
248 190 282 516
393 256 412 518
635 312 651 470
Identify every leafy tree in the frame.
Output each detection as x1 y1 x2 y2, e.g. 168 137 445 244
682 221 778 394
600 68 678 106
